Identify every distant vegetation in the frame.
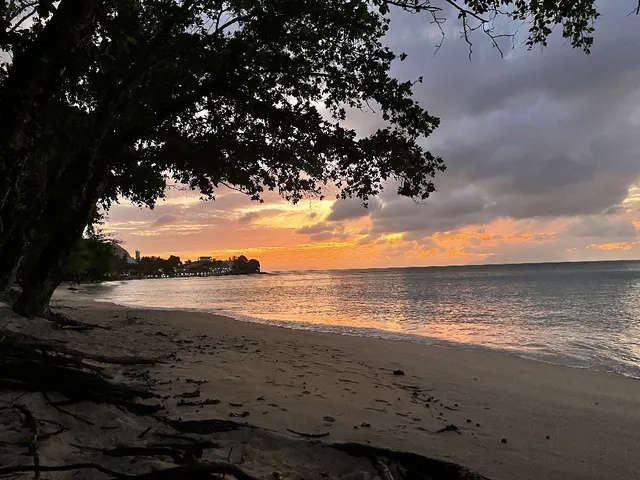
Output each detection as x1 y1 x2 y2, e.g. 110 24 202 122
127 254 261 278
18 232 261 284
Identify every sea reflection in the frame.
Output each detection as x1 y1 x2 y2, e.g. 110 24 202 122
78 261 640 377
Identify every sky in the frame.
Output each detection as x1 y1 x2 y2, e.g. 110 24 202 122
104 3 640 271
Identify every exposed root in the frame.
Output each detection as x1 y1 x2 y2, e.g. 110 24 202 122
46 309 109 330
121 461 259 480
373 457 395 480
0 463 124 478
286 428 330 438
330 442 491 480
14 404 40 479
157 417 250 434
42 391 95 425
0 461 259 479
0 333 162 415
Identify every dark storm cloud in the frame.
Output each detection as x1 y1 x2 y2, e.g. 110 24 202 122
565 216 638 239
326 197 381 222
366 3 640 237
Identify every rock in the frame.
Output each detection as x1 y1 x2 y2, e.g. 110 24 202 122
272 472 282 479
393 369 405 376
501 438 507 444
466 418 471 423
546 435 550 440
323 416 336 423
476 423 480 427
361 422 371 428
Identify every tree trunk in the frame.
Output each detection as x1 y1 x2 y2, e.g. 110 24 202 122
12 153 111 318
0 0 103 295
0 224 26 292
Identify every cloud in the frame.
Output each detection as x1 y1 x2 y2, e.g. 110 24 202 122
565 217 638 239
152 214 180 227
238 211 260 224
326 197 381 222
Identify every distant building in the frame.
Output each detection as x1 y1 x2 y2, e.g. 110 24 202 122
198 256 213 263
135 250 141 262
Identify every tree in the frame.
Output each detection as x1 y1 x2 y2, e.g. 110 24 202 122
1 0 635 317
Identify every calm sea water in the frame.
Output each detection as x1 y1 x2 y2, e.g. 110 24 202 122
79 261 640 378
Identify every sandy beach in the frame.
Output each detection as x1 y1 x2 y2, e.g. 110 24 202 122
2 292 640 480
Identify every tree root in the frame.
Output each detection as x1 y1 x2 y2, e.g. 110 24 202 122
42 391 95 425
46 308 109 330
286 428 330 438
156 417 251 435
0 333 162 415
0 461 259 479
0 463 125 478
329 443 491 480
121 461 259 480
14 404 40 479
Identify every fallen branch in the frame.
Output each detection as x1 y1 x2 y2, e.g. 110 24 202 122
286 428 330 438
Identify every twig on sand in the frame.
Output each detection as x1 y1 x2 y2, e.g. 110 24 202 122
286 428 330 438
14 404 40 479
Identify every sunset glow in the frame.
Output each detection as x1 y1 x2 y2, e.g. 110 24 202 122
102 184 640 271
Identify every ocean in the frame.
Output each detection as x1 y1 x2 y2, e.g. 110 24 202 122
80 260 640 378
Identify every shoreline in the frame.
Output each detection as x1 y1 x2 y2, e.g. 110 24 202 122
84 287 640 382
26 293 640 479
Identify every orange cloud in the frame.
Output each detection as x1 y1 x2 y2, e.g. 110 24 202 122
587 242 633 251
